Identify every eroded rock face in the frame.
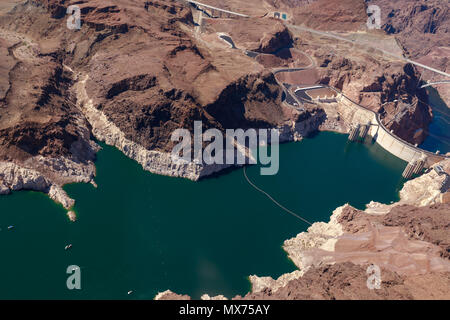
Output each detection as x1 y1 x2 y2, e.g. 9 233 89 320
291 0 368 31
248 159 450 299
416 46 450 106
155 290 191 300
0 0 319 190
0 35 96 164
367 0 450 106
314 52 432 145
382 204 450 260
2 3 447 300
241 262 450 300
0 162 50 192
156 159 450 300
275 0 441 145
0 160 76 208
24 0 310 154
0 0 438 190
368 0 449 58
157 260 450 300
0 5 99 207
366 159 450 215
244 200 450 300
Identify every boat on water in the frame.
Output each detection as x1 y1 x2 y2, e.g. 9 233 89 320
65 244 73 250
7 226 14 230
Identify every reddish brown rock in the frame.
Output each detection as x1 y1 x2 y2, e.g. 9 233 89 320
308 39 432 145
367 0 450 107
240 263 450 300
382 204 450 260
291 0 368 32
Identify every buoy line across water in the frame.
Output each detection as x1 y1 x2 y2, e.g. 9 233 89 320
243 166 313 226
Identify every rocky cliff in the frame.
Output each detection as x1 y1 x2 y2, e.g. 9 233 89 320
0 0 322 208
0 0 440 206
0 9 97 209
292 28 433 144
367 0 450 107
291 0 368 31
1 0 447 300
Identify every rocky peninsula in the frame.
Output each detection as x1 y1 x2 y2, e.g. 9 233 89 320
0 0 441 208
156 158 450 300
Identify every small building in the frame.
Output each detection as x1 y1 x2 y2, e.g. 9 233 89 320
434 165 445 176
273 12 288 20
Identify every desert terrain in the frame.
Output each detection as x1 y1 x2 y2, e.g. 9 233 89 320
0 0 448 300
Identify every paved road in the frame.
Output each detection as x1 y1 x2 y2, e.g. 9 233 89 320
182 0 250 18
184 2 449 160
420 80 450 88
287 24 450 79
181 0 449 78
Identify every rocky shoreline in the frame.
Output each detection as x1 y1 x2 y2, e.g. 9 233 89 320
0 0 440 209
73 70 324 181
155 158 450 300
0 155 96 210
0 0 448 300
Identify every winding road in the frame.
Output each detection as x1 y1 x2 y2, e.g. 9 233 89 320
181 0 450 79
287 24 450 79
184 1 449 163
420 80 450 89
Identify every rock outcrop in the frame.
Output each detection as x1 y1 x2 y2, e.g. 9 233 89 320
0 0 438 195
156 159 450 299
244 159 450 299
367 0 450 107
0 160 77 208
0 0 329 185
0 0 442 301
241 262 450 300
313 51 432 145
0 0 322 199
291 0 368 32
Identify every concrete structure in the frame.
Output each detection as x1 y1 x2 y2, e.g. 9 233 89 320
273 12 288 20
272 70 447 174
402 153 427 178
348 124 361 141
318 98 337 103
337 92 448 169
294 86 322 93
402 160 416 179
359 122 371 139
413 154 427 174
184 1 449 173
287 24 450 79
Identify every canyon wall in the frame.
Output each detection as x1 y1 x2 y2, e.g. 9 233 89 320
156 158 450 300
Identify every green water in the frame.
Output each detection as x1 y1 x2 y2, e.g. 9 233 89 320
0 131 406 299
420 87 450 154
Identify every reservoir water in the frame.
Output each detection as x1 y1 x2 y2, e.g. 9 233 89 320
420 87 450 154
0 131 406 299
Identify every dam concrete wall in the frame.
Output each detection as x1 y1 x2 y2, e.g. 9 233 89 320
336 93 448 167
